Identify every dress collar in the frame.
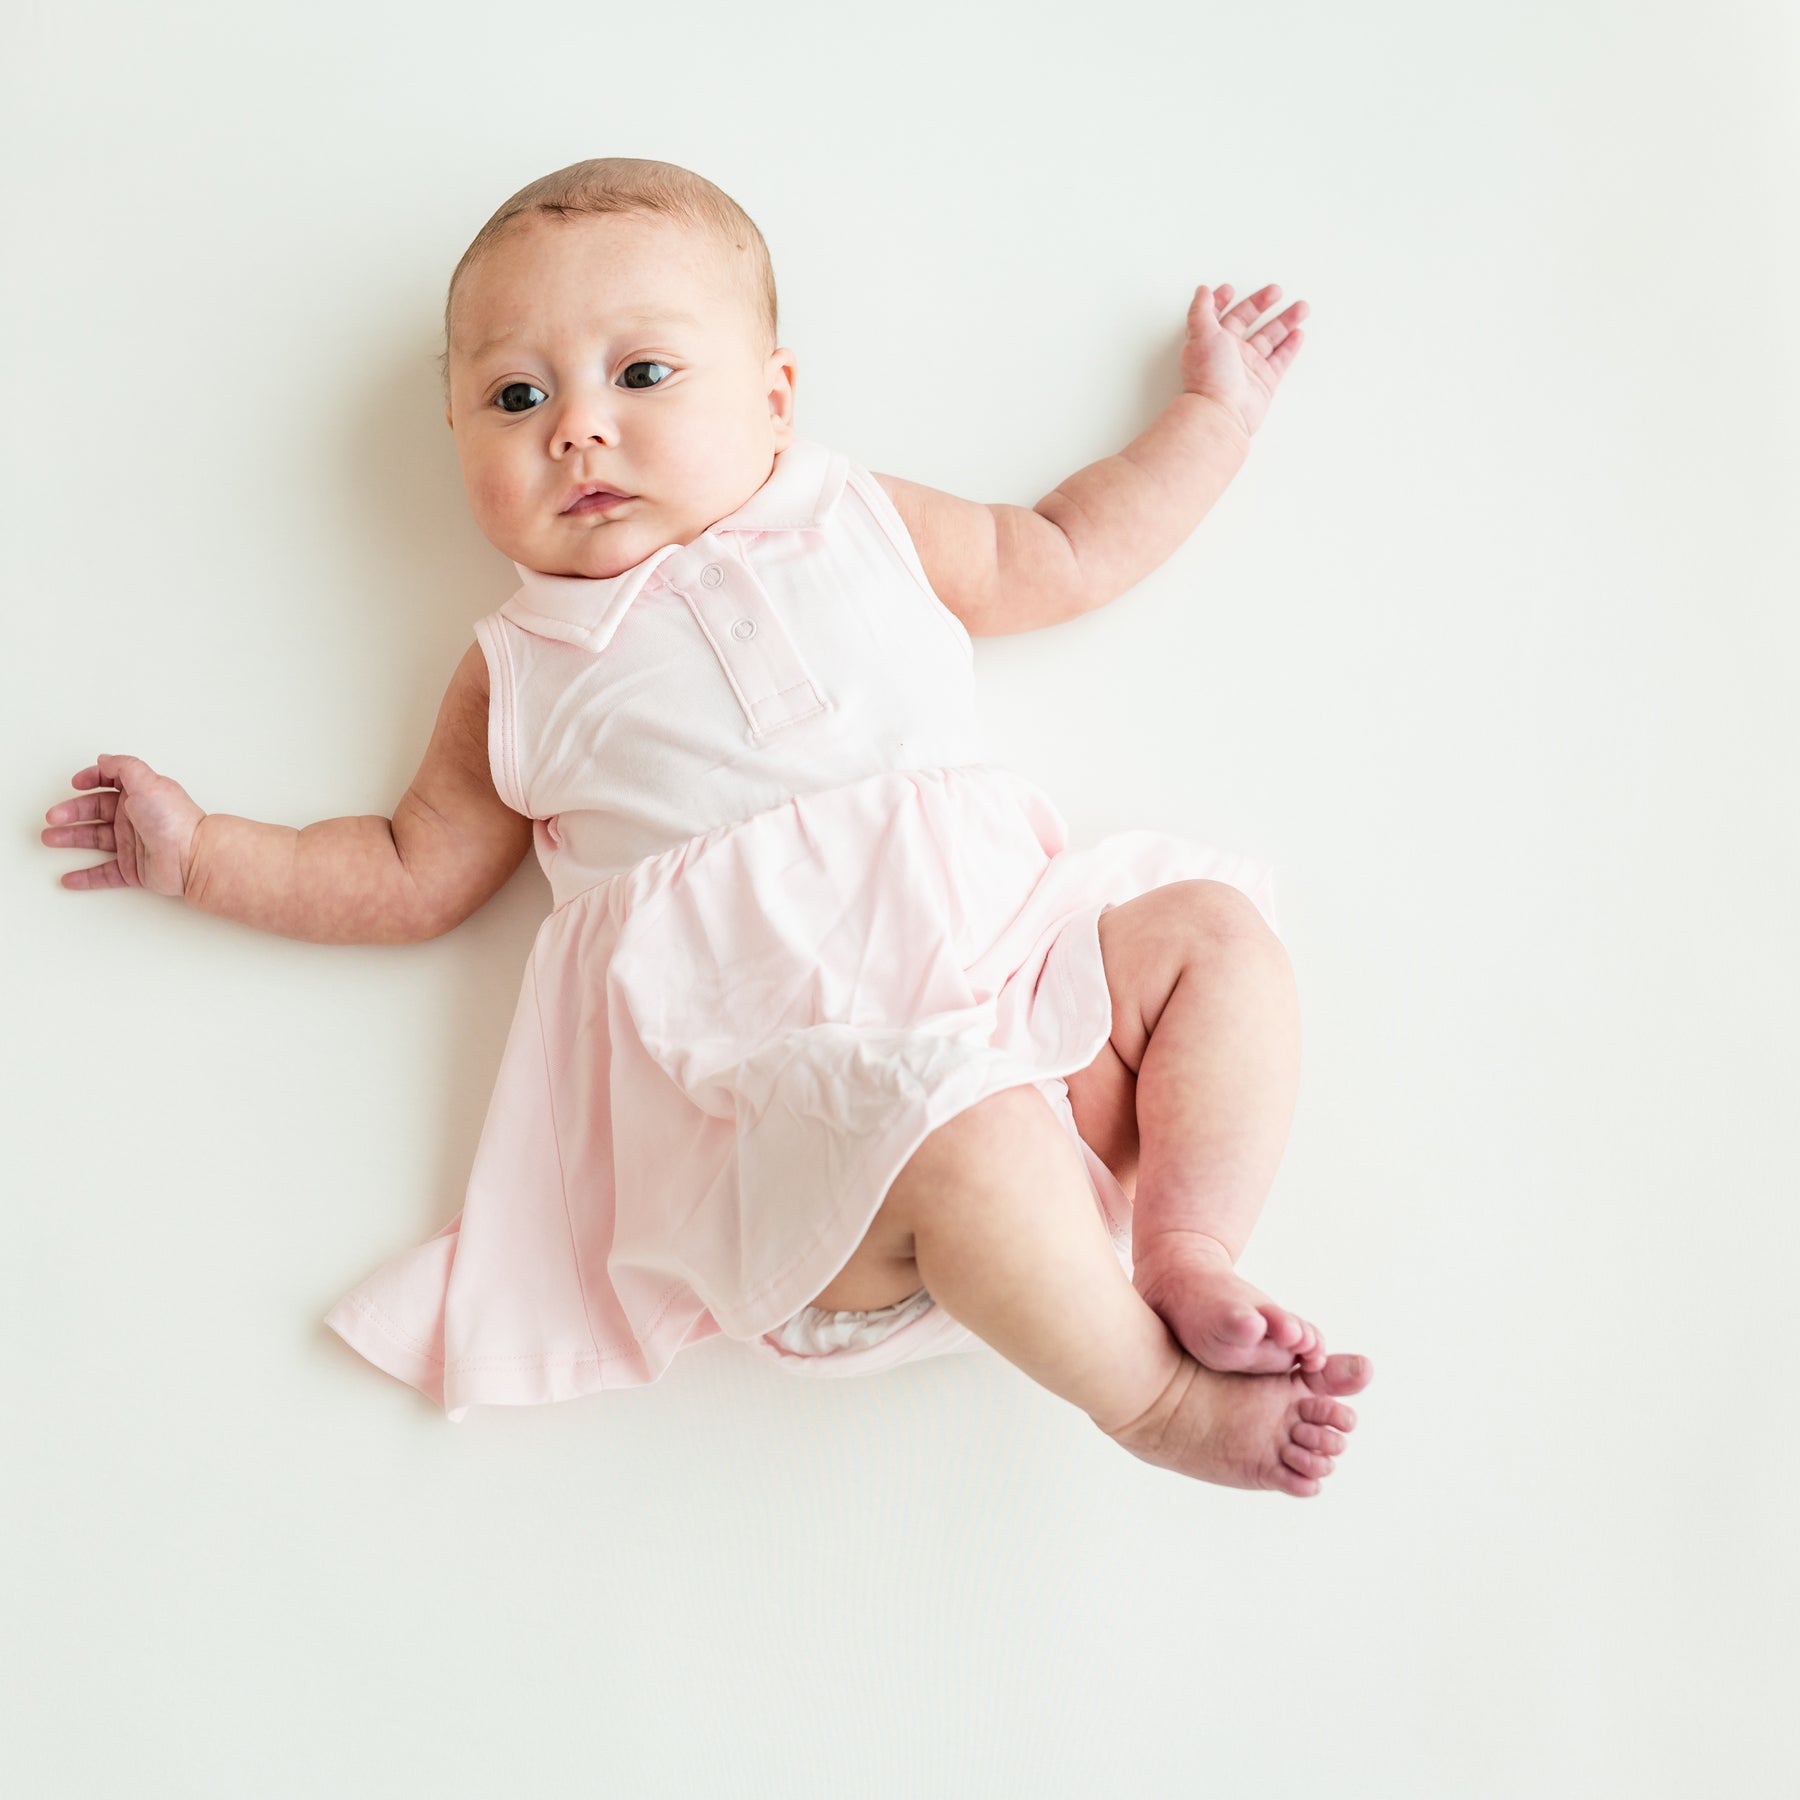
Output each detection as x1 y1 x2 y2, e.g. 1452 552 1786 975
499 432 849 652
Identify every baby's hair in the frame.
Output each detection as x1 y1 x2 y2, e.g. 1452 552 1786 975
437 156 780 403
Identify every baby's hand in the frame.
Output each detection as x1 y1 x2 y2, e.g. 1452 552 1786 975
1178 282 1309 439
41 754 206 897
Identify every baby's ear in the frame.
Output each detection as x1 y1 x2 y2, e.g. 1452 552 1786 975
444 402 455 430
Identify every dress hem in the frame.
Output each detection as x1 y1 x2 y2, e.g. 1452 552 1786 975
322 898 1132 1410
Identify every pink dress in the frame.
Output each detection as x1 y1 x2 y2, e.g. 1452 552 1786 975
323 434 1283 1419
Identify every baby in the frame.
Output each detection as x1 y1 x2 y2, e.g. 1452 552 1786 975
41 157 1372 1494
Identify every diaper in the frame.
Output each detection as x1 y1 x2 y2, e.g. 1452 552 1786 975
765 1286 938 1357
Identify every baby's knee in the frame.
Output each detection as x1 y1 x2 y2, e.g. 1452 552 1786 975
885 1084 1066 1234
1164 878 1280 954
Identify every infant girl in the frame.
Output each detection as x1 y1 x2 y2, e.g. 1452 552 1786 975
41 157 1372 1494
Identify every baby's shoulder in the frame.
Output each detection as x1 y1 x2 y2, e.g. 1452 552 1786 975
447 639 489 715
860 468 1003 637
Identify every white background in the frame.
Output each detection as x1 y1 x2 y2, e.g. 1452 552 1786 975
5 1 1796 1794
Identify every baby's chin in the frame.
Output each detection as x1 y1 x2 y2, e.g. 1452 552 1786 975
518 510 665 579
506 479 768 577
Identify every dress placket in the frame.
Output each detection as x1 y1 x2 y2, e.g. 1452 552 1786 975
673 550 831 738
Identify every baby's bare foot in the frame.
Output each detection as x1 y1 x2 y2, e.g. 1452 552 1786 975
1102 1347 1372 1496
1134 1231 1327 1375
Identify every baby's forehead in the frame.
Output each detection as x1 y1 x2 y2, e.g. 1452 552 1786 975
544 290 724 327
451 219 760 365
453 296 731 366
480 240 737 318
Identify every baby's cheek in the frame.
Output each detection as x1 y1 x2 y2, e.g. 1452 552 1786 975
470 465 526 527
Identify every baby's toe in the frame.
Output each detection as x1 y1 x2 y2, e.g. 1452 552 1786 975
1279 1441 1335 1481
1222 1307 1268 1345
1264 1307 1304 1350
1300 1353 1372 1397
1299 1395 1356 1432
1290 1420 1346 1455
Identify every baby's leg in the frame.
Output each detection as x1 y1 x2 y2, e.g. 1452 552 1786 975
884 1085 1368 1494
1090 881 1321 1376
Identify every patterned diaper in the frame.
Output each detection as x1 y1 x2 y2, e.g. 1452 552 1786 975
766 1287 938 1357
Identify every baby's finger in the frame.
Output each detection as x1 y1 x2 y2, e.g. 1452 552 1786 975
42 819 117 851
1249 299 1309 352
46 790 119 825
60 859 126 891
96 752 152 790
1220 283 1281 333
1189 283 1241 323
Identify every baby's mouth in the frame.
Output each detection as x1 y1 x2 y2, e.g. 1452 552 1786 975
563 489 634 516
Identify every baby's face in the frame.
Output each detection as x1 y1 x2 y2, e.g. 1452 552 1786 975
444 212 797 578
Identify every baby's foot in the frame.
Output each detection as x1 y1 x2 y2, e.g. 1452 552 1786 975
1133 1231 1326 1376
1101 1347 1372 1497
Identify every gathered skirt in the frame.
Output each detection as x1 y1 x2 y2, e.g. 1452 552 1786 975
323 762 1282 1419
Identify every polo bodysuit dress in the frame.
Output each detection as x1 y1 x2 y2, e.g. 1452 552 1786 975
323 432 1285 1420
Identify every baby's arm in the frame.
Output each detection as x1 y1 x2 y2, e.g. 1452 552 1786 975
879 281 1307 638
42 645 532 945
185 643 531 943
876 392 1250 640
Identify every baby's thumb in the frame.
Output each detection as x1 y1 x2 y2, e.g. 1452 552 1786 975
94 751 154 790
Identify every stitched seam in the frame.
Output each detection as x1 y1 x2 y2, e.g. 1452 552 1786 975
476 614 529 816
449 1341 649 1371
678 584 761 735
332 1289 444 1365
843 463 974 662
500 627 526 813
748 682 829 736
676 572 830 741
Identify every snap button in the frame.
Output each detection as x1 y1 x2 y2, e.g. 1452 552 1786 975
731 618 756 640
700 563 725 588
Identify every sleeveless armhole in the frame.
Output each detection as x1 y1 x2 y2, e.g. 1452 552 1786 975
842 464 976 665
472 612 531 818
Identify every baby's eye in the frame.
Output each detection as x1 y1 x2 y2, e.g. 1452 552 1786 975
618 360 674 390
493 381 547 414
489 362 673 413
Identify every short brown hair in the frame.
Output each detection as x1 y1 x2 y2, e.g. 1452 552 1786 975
438 157 779 400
